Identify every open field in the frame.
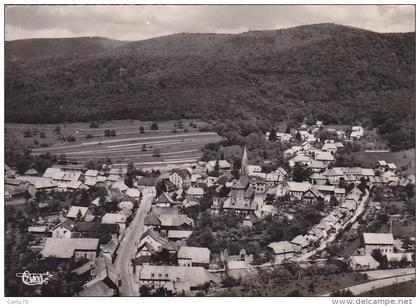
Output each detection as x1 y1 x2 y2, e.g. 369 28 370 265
6 120 222 167
353 149 415 175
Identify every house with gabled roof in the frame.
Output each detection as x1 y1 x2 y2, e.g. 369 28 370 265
136 229 178 258
302 187 323 204
136 265 214 293
41 238 99 260
52 220 77 238
154 192 174 207
290 235 310 252
205 160 231 173
363 233 395 255
137 176 157 193
169 169 192 189
101 213 127 232
287 181 311 200
67 206 89 220
268 241 299 263
177 246 211 268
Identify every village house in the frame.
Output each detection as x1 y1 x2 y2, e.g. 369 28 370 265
67 206 90 220
136 229 178 258
264 131 293 143
41 238 99 260
177 246 211 268
249 176 266 194
350 126 364 140
101 213 127 233
169 169 192 189
78 255 118 297
137 177 157 194
286 181 312 200
302 187 323 204
154 192 174 207
363 233 395 255
242 213 260 227
185 186 205 198
315 151 335 165
126 188 141 200
349 255 380 271
16 175 57 193
290 235 310 253
136 265 214 293
205 160 231 173
5 178 36 200
268 241 299 263
52 220 77 238
75 222 120 241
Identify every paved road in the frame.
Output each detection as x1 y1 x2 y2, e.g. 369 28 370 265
364 268 415 280
115 192 153 296
321 271 415 296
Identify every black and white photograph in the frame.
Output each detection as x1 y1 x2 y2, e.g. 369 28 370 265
2 1 416 301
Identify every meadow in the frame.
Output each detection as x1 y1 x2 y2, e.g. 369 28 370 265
5 119 222 168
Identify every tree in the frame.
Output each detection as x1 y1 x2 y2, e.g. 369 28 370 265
295 131 302 141
76 209 83 222
139 285 151 297
371 249 388 269
150 122 159 130
268 127 278 142
139 126 145 133
214 157 220 171
58 153 67 165
292 163 312 182
79 190 90 207
109 129 116 137
142 144 147 151
54 126 61 135
285 125 291 134
104 129 111 137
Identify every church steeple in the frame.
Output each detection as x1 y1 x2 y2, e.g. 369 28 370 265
241 147 248 175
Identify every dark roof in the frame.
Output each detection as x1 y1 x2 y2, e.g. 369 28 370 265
155 192 173 204
232 175 250 189
76 222 119 234
244 186 255 198
144 214 161 226
54 220 77 231
162 179 177 191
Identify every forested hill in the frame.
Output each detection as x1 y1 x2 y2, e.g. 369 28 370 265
5 23 415 147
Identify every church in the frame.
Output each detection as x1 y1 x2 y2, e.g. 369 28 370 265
222 148 258 215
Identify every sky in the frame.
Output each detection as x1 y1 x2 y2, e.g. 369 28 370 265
5 5 415 41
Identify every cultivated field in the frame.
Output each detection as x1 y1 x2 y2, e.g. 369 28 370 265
6 120 222 168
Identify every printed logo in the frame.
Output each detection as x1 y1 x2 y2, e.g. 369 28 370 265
16 271 53 286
